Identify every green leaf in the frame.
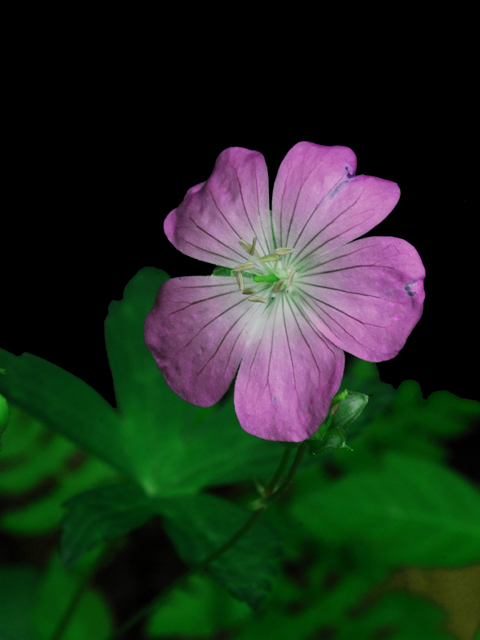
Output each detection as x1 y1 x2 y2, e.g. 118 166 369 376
60 482 157 567
0 566 41 640
291 451 480 567
211 266 235 276
158 493 282 609
1 267 284 498
103 267 283 495
0 393 8 446
0 349 133 480
33 551 113 640
146 573 250 638
0 405 119 535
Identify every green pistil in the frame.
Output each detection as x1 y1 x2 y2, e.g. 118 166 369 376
253 274 280 283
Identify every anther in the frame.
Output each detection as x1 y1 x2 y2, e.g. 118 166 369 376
285 270 296 290
239 239 252 254
235 271 244 291
242 288 255 295
272 279 285 293
274 247 294 255
259 254 280 263
248 296 267 303
233 261 254 271
239 237 257 256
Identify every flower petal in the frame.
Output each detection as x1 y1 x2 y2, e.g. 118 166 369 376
164 148 272 268
294 236 425 362
272 141 400 270
234 295 344 442
144 276 264 406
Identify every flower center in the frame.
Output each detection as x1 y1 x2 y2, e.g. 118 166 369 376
233 238 296 304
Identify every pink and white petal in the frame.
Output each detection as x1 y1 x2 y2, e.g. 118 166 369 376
294 237 425 362
234 295 344 442
271 142 400 270
144 276 263 407
164 147 272 268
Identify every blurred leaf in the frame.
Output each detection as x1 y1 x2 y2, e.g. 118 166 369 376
0 566 41 640
33 551 112 640
60 482 157 568
146 573 250 638
329 369 480 475
0 349 134 481
292 451 480 567
0 405 119 535
158 492 282 609
0 393 8 445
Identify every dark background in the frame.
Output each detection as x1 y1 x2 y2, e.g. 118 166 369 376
2 16 477 637
4 35 476 440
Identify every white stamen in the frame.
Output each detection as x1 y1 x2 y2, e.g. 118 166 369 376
233 260 254 272
285 270 296 289
259 254 279 263
239 239 252 254
235 271 244 290
239 237 257 256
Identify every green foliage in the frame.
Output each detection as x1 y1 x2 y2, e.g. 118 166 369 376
0 566 40 640
0 392 8 446
1 267 479 639
32 551 112 640
0 269 283 499
146 574 250 637
159 492 282 609
60 482 158 567
0 405 119 534
291 451 480 567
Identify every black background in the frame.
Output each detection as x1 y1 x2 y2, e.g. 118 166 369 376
2 15 478 636
4 35 476 436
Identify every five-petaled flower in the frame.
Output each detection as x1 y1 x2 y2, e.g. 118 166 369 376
145 142 425 442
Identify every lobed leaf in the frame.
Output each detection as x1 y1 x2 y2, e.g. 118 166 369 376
292 451 480 567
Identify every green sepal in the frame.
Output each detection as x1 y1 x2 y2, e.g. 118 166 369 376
211 266 254 279
305 390 368 455
212 266 236 277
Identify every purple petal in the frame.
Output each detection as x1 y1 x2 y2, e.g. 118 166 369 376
295 236 425 361
234 296 345 442
272 141 400 259
164 148 271 268
144 276 263 406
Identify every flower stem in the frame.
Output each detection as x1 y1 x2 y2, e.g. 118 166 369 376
105 444 306 640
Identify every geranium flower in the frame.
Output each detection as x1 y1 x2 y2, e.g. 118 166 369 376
145 142 425 442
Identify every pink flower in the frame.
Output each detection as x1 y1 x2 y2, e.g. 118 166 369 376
145 142 425 442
